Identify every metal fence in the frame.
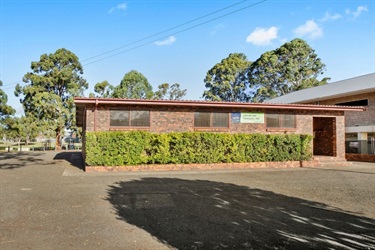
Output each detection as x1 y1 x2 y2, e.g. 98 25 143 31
345 138 375 155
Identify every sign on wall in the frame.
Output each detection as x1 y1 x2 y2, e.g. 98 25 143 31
231 112 241 124
240 112 264 123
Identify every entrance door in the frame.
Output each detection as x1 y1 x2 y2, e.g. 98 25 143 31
313 117 336 156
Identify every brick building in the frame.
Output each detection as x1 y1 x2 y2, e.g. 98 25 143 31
75 98 364 166
268 73 375 158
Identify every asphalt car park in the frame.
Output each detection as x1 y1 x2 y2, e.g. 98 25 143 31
1 152 374 249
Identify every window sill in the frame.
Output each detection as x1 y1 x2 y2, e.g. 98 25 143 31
194 128 229 132
266 128 296 132
109 127 150 131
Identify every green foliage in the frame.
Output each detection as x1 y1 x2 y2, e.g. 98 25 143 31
112 70 153 99
93 80 114 98
202 39 329 103
0 80 16 118
85 131 312 166
248 38 329 102
154 83 187 100
203 53 251 102
14 48 88 149
1 115 39 145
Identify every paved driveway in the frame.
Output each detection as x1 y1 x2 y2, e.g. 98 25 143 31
0 152 374 249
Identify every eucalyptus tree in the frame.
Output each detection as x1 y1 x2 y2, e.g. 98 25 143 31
2 115 38 146
202 53 251 102
112 70 153 99
15 48 88 149
248 38 329 102
90 80 114 98
0 80 15 118
154 83 187 100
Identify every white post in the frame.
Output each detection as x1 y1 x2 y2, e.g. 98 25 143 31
357 132 368 154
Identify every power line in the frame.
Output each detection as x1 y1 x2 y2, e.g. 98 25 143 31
81 0 250 63
2 0 267 89
1 80 22 88
2 81 22 91
83 0 267 66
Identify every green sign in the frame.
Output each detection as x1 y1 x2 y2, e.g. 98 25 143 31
240 112 264 123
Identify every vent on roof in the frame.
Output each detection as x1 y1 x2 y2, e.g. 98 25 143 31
335 99 368 106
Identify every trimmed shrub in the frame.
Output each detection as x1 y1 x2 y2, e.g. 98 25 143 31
85 131 313 166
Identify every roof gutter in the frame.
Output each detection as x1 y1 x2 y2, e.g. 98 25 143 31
74 97 366 112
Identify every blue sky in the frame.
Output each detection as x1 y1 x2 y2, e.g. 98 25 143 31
1 0 374 115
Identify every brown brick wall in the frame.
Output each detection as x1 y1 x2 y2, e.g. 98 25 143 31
346 153 375 162
151 109 193 132
84 158 351 172
86 106 95 131
313 92 375 127
85 161 305 172
82 105 346 160
85 105 344 134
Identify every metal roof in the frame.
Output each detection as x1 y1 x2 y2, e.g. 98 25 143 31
266 73 375 104
74 97 365 111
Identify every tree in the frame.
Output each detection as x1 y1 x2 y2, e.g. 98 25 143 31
202 53 251 102
18 116 38 145
15 48 88 149
2 116 20 143
3 115 38 146
90 80 114 98
0 80 16 118
248 38 329 102
154 83 187 100
112 70 153 99
1 80 16 142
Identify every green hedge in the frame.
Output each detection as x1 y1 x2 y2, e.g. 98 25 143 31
85 131 312 166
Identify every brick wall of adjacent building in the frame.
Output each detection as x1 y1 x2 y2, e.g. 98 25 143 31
346 153 375 162
308 92 375 127
82 104 346 159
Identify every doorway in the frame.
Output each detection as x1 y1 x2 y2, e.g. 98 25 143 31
313 117 336 156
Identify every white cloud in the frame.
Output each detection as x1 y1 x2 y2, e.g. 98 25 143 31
108 2 127 14
293 20 322 39
155 36 176 46
346 6 368 19
319 12 342 22
210 24 225 36
246 27 278 46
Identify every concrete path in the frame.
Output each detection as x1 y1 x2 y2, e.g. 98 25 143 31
1 151 374 249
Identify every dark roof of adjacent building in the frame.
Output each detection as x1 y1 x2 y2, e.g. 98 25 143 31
266 73 375 104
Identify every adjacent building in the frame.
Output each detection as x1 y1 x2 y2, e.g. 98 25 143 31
268 73 375 158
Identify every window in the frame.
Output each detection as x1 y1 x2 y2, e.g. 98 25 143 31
110 110 150 127
194 112 229 128
266 114 295 128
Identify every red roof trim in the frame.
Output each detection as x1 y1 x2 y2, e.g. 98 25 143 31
74 97 365 112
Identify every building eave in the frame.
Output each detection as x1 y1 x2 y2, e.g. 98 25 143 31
74 97 366 112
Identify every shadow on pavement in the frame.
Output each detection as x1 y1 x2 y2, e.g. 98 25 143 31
54 151 84 171
0 152 44 170
107 178 375 249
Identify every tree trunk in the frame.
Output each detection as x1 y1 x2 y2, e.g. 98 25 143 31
55 129 61 150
